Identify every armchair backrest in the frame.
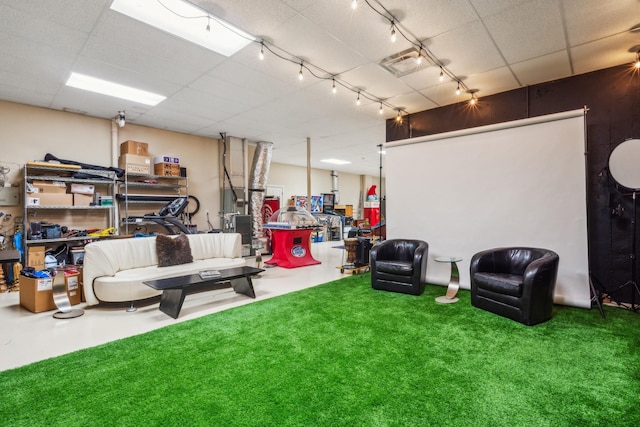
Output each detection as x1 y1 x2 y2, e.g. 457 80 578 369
376 239 426 262
473 247 557 276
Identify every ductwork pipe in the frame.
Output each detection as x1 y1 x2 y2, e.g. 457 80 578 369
331 170 340 204
248 141 273 243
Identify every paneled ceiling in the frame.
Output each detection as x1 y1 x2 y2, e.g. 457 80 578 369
1 0 639 177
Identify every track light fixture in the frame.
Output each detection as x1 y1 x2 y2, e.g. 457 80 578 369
467 89 479 106
116 110 126 128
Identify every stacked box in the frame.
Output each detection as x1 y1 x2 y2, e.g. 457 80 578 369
28 246 45 270
19 273 83 313
32 181 67 193
70 183 94 195
119 153 151 175
65 273 81 305
28 193 73 206
19 276 55 313
154 162 180 176
153 155 181 176
73 193 93 206
120 140 149 156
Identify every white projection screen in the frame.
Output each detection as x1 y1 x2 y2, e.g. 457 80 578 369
385 109 590 308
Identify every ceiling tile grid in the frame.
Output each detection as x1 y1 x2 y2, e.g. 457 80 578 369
0 0 638 177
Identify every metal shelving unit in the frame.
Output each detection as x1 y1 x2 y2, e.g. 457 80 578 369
22 164 117 265
116 173 188 234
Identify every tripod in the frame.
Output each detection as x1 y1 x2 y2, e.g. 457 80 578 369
607 191 640 311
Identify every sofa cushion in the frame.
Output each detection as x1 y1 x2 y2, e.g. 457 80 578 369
473 272 523 297
93 257 246 303
156 234 193 267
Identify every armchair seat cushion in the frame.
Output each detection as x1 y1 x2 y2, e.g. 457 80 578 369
473 272 523 297
375 260 413 276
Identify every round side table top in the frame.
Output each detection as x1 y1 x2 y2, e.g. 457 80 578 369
435 256 462 263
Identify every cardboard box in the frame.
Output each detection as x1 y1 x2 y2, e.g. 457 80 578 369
65 273 81 306
28 246 45 270
19 276 55 313
154 162 180 176
19 272 82 313
70 183 95 195
153 155 180 165
120 140 149 156
33 181 67 194
32 193 74 207
73 193 94 206
119 154 151 175
26 197 40 206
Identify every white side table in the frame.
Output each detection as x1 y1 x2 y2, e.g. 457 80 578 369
435 256 462 304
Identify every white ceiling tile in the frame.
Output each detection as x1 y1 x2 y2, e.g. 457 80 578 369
428 20 506 77
462 67 520 98
389 0 480 40
340 63 414 100
510 50 571 86
483 0 566 64
385 91 438 114
571 32 640 75
265 13 369 73
562 0 640 46
0 4 89 53
469 0 532 18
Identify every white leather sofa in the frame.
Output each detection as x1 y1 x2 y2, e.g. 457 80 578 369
82 233 246 305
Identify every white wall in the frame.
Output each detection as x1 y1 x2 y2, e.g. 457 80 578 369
386 110 590 308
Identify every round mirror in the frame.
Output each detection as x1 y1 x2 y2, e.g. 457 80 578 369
609 138 640 191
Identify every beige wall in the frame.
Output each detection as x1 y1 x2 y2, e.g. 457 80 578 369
0 100 382 240
0 100 221 234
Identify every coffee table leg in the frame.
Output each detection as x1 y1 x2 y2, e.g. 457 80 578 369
159 288 187 319
230 276 256 298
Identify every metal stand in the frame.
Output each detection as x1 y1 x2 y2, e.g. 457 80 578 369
607 191 640 311
589 274 606 318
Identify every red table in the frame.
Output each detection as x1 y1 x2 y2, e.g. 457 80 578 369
264 228 321 268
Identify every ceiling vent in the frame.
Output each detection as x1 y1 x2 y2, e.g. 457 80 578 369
379 47 430 77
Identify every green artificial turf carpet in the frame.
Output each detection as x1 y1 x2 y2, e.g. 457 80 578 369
1 274 639 426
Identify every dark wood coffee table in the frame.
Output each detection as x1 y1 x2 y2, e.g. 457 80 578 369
144 266 264 319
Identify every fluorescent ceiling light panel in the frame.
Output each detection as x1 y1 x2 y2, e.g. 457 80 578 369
110 0 255 57
321 159 352 165
65 72 166 106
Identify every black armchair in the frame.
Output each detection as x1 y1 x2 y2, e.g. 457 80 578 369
370 239 429 296
470 247 559 326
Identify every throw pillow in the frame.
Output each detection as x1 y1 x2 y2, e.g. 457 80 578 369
156 234 193 267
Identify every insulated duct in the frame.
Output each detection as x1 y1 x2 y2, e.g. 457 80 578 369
249 141 273 243
331 170 340 204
